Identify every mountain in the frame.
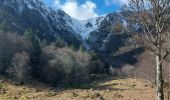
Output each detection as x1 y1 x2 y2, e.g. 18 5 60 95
0 0 143 66
0 0 119 47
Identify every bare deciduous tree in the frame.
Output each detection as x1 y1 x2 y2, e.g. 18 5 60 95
0 32 31 74
41 44 91 86
10 52 30 84
123 0 170 100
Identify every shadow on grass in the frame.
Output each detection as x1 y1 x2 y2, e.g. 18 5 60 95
0 75 133 96
68 76 133 92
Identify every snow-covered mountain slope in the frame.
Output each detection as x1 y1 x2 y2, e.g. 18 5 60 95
0 0 124 49
67 16 106 40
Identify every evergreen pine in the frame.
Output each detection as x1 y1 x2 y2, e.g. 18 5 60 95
24 29 41 78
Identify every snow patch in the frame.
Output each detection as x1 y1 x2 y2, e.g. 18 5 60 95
65 15 106 40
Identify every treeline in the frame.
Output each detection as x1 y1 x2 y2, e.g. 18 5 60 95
0 31 107 87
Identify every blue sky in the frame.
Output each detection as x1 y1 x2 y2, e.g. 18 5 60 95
42 0 128 20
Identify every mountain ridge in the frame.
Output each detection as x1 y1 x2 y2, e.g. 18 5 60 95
0 0 142 66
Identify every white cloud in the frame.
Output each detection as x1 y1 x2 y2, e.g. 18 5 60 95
113 0 129 5
54 0 98 20
105 0 129 6
54 0 62 8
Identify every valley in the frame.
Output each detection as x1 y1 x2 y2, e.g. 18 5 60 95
0 0 170 100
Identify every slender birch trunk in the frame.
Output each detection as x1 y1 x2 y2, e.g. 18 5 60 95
156 55 164 100
168 63 170 100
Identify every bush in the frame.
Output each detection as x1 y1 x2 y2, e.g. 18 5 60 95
121 64 135 78
109 66 122 76
88 52 106 74
8 52 30 84
109 65 135 78
89 59 105 74
0 32 31 74
41 44 91 86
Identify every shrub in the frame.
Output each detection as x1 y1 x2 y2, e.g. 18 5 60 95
109 65 135 78
109 66 122 76
121 64 135 78
9 52 30 84
88 52 106 74
89 59 105 74
0 32 31 74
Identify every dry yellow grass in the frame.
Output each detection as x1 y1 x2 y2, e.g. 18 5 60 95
0 78 160 100
47 78 156 100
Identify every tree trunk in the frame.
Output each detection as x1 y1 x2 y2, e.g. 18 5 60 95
156 55 164 100
168 63 170 100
